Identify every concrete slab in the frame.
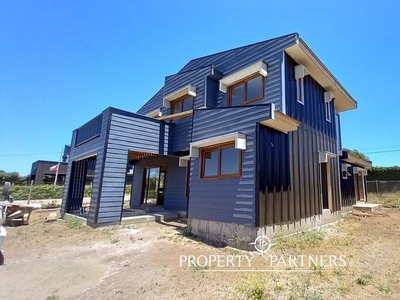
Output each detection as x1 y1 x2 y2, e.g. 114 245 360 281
121 212 180 225
353 202 382 213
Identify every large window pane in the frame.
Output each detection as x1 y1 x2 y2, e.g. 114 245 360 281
246 76 263 101
182 97 193 112
172 101 182 114
221 147 239 175
231 84 244 106
204 150 218 177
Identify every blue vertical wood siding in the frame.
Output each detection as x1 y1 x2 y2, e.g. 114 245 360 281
189 105 271 226
257 53 341 226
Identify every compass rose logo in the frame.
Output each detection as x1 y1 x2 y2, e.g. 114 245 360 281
249 235 274 255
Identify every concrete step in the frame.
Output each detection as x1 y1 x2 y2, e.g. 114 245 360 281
353 203 382 213
121 212 180 225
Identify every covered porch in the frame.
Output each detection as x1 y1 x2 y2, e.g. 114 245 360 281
61 107 187 227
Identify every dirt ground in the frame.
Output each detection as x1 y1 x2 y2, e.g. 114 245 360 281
1 207 400 300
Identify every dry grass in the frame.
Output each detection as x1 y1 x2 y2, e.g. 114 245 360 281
368 192 400 208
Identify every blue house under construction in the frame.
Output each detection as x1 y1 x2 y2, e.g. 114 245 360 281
61 33 371 247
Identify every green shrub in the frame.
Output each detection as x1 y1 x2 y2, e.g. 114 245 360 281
64 216 84 229
11 185 64 200
84 185 92 197
6 185 92 200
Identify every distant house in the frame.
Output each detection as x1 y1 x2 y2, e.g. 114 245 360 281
61 33 369 247
30 160 68 185
340 150 372 204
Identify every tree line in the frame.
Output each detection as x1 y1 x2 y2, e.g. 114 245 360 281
0 170 30 186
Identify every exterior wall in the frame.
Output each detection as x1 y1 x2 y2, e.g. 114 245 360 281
205 77 219 109
97 109 171 224
188 105 271 226
137 87 164 116
130 155 187 212
61 109 109 225
188 210 341 250
171 116 192 153
284 54 341 210
163 66 213 115
136 33 299 117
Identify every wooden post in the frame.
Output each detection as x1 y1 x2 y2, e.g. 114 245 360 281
375 180 379 194
27 180 34 204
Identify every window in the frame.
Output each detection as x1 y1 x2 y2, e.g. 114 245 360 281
228 75 264 106
296 77 304 104
294 64 308 105
171 96 194 114
201 142 242 179
325 101 331 122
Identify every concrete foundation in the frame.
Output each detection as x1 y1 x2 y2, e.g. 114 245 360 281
353 202 382 213
187 210 342 250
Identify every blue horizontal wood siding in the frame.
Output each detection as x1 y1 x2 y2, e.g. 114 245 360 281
189 105 271 226
137 87 164 116
163 66 212 116
136 34 298 117
172 116 192 152
61 109 110 225
97 111 171 223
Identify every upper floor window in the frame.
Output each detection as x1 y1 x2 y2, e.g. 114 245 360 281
295 64 309 105
324 91 334 123
296 78 304 104
228 75 264 106
201 142 242 179
171 96 194 114
325 101 331 122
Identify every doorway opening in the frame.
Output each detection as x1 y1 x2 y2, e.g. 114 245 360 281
66 155 96 216
355 172 366 201
321 161 332 210
142 165 167 206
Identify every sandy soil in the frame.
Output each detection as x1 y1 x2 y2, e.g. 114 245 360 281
1 208 400 300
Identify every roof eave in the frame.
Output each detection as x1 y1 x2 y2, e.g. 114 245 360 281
285 38 357 113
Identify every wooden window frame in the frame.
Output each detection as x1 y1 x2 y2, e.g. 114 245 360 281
228 74 264 106
171 95 194 115
200 142 243 180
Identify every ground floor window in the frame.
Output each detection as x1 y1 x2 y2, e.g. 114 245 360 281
200 142 242 179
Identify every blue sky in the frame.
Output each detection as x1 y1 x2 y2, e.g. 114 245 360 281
1 0 399 175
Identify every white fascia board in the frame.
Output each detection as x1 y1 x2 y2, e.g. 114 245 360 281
163 84 197 108
146 108 162 118
178 155 190 167
285 39 357 113
319 151 337 163
219 61 267 93
190 132 247 158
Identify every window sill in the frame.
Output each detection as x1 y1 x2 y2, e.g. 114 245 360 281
200 174 242 180
158 110 194 121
